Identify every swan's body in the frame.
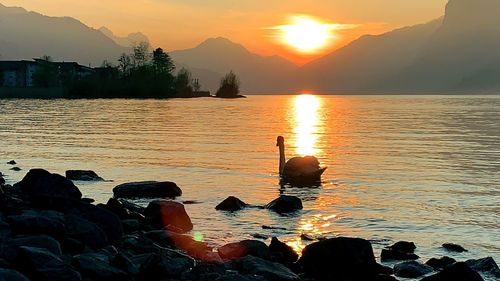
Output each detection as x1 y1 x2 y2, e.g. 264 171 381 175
277 136 326 184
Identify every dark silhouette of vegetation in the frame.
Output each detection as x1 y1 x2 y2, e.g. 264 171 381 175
216 70 244 98
33 56 59 87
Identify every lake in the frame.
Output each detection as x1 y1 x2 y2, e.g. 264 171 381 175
1 95 499 276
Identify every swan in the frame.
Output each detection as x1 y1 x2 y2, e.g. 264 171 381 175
276 136 327 184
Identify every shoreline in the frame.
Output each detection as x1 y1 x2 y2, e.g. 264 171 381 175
0 168 498 281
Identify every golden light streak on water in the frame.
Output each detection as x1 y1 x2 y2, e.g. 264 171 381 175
293 95 321 156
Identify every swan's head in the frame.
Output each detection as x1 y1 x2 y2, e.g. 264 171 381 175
276 136 285 147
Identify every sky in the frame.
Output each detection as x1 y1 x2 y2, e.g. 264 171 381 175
1 0 448 64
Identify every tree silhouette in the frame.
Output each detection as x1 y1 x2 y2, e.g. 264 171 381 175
33 56 59 87
153 48 175 76
216 70 241 98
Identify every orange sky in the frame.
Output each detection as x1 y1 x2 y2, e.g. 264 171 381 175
1 0 448 64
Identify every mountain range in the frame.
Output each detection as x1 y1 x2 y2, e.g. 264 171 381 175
1 0 499 94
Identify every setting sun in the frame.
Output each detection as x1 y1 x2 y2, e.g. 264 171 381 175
282 16 332 53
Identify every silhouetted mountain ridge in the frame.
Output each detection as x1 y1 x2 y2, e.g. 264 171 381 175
99 26 149 47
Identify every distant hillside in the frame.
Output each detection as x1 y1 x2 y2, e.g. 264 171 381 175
0 3 128 66
170 37 298 94
99 26 149 48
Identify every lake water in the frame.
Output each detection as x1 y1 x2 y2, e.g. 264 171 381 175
0 95 499 278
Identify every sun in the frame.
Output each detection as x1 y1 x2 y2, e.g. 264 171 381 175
279 16 334 53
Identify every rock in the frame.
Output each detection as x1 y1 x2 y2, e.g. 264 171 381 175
269 237 298 264
0 268 30 281
111 253 140 275
0 235 62 263
426 256 456 270
65 170 104 181
69 201 123 243
394 261 433 278
113 181 182 199
465 257 500 278
442 243 467 252
14 169 82 200
298 237 381 281
139 249 195 279
252 234 269 240
7 210 66 238
388 241 416 253
265 196 303 214
233 255 300 281
64 214 108 249
0 177 5 186
7 160 17 165
18 246 82 281
143 230 211 258
102 198 129 219
117 199 145 214
218 240 271 260
9 167 21 172
143 200 193 232
381 248 420 261
215 272 266 281
262 225 287 231
60 237 86 255
216 196 248 211
122 219 141 234
73 253 129 281
421 262 484 281
300 234 315 241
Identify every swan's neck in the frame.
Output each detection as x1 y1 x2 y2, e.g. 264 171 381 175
279 143 286 175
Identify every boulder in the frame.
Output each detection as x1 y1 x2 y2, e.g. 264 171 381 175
388 241 416 253
298 237 381 281
442 243 467 252
9 167 21 172
0 235 62 263
465 257 500 278
122 219 141 234
73 253 129 281
269 237 298 264
394 261 433 278
117 199 145 214
7 160 17 165
139 249 195 279
0 268 30 281
426 256 456 270
18 246 82 281
233 255 300 281
265 196 303 214
216 196 248 211
69 202 123 243
381 248 420 261
0 177 5 186
421 262 484 281
102 198 129 219
64 214 108 249
111 253 140 275
113 181 182 199
65 170 104 181
144 230 211 258
143 200 193 232
7 210 66 238
14 169 82 200
218 240 271 260
215 272 267 281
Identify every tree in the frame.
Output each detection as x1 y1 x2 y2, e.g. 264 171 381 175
132 42 151 68
152 48 175 76
118 53 133 76
192 78 201 92
33 55 59 87
216 70 241 98
174 68 193 96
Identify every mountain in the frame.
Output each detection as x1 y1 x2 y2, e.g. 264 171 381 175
170 37 298 94
99 26 149 47
302 0 500 94
0 3 128 66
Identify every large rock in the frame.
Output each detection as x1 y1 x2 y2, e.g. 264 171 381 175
73 253 129 281
265 196 303 214
64 214 108 249
218 240 271 260
421 262 484 281
465 257 500 279
426 256 456 270
381 248 420 261
113 181 182 199
102 198 129 219
442 243 467 252
269 237 298 264
65 170 104 181
18 246 82 281
394 261 433 278
14 169 82 200
143 200 193 232
216 196 248 211
7 210 66 238
0 235 62 263
0 268 30 281
139 249 195 279
298 237 381 281
232 255 300 281
388 241 416 253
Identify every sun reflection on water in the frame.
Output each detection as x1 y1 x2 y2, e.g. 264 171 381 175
293 95 322 156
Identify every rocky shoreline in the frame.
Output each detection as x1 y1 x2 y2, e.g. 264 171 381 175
0 168 499 281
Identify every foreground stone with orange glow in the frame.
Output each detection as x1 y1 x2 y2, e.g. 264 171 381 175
0 168 495 281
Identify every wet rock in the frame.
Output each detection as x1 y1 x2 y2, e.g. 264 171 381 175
113 181 182 199
122 219 141 234
388 241 416 253
215 272 267 281
262 225 287 231
7 160 17 165
381 248 420 261
442 243 467 252
0 176 5 186
265 196 303 214
465 257 500 278
139 249 195 279
65 170 104 181
421 262 484 281
298 237 381 281
9 167 21 172
14 169 82 200
102 198 129 219
269 237 298 264
117 199 145 214
7 210 66 238
252 234 269 240
143 200 193 232
426 256 456 270
300 234 315 241
18 246 82 281
64 214 108 249
0 268 30 281
394 261 433 278
60 237 86 255
70 201 123 243
233 255 300 281
0 235 62 263
73 253 129 281
216 196 248 211
218 240 271 261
